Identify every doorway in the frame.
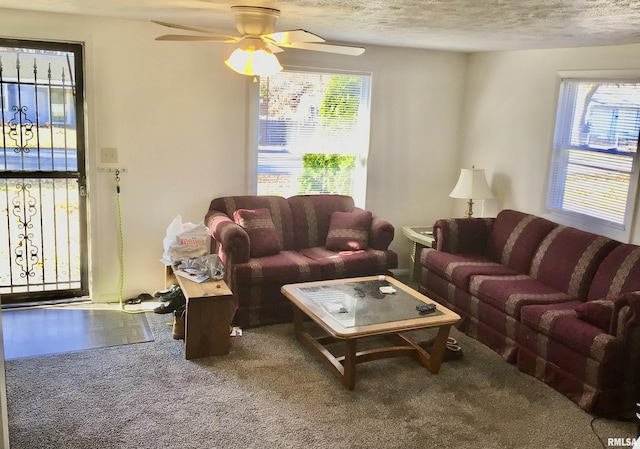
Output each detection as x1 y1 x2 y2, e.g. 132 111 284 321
0 40 88 305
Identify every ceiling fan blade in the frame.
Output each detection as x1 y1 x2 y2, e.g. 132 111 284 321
264 29 325 44
155 34 241 43
266 43 285 53
278 41 365 56
152 20 239 40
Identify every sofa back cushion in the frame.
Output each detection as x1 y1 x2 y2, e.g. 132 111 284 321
529 225 618 299
207 196 295 251
588 244 640 300
483 209 558 273
288 195 355 249
433 217 494 254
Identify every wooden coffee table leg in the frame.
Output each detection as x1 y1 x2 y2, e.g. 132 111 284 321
420 325 451 373
293 305 305 336
342 339 357 390
389 324 452 374
292 306 356 388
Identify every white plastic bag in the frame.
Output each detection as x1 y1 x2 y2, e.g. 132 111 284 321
161 215 211 264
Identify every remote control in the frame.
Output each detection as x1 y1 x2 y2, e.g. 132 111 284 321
416 304 437 315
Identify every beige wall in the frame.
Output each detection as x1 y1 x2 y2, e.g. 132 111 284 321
461 44 640 244
0 8 468 300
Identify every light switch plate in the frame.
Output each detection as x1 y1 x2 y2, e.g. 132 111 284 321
101 147 118 163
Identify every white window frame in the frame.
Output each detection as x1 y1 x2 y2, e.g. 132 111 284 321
544 70 640 242
246 66 372 207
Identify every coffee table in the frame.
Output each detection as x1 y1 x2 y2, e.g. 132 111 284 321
281 276 461 389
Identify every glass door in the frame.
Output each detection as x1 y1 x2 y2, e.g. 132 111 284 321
0 40 88 304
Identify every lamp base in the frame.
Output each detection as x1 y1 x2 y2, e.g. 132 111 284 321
465 199 474 218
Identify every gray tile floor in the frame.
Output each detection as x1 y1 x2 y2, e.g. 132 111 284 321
1 304 155 360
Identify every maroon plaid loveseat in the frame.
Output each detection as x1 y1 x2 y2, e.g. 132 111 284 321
205 194 398 329
419 209 640 417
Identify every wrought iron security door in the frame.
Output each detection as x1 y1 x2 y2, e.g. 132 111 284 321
0 40 88 304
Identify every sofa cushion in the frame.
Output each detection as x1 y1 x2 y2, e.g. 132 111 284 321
420 248 519 291
484 210 557 273
529 226 618 299
325 210 372 251
207 196 295 251
469 274 573 319
299 247 397 278
233 251 322 285
233 208 283 258
588 245 640 300
288 195 355 250
519 301 621 363
575 300 615 332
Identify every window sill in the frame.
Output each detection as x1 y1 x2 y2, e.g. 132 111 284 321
542 210 630 243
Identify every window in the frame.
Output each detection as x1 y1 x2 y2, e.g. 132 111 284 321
256 68 372 206
546 78 640 242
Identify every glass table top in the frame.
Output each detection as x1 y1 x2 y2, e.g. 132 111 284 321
296 279 443 328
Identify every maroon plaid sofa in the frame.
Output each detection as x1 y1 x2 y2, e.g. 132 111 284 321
204 194 398 329
419 209 640 417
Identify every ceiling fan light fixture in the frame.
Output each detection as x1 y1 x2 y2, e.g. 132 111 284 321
155 6 366 71
225 44 282 77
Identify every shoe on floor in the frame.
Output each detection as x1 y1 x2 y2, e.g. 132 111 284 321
153 290 186 314
418 337 463 362
125 293 154 305
153 285 181 301
172 308 186 340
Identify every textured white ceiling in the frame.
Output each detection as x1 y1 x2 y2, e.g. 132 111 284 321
3 0 640 52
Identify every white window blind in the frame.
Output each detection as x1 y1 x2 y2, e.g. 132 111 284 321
257 69 371 206
546 80 639 241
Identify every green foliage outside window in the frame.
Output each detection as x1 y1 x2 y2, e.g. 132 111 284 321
298 154 356 195
319 76 362 127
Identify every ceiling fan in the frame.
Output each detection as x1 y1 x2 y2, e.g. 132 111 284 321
153 5 365 76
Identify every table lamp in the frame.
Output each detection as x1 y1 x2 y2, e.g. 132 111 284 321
449 166 494 218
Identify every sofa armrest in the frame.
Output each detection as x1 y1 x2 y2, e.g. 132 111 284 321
369 214 395 250
433 217 495 254
611 291 640 339
610 292 640 395
205 211 250 265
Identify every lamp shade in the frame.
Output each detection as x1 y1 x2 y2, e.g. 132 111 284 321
225 45 282 77
449 167 494 200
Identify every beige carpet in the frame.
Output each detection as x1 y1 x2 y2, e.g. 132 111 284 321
5 312 636 448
